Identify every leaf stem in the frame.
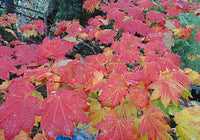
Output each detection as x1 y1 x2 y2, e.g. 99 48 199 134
50 70 61 77
80 41 97 55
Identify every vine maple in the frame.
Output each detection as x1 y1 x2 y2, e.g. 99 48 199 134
0 0 200 140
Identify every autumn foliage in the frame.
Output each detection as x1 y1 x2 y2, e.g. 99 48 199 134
0 0 200 140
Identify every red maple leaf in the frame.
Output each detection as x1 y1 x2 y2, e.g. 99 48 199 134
13 44 39 65
95 115 137 140
146 10 166 23
24 64 51 81
84 54 107 75
0 57 17 80
128 86 150 110
66 23 86 37
144 55 179 72
30 20 47 35
170 19 182 28
94 29 118 45
146 33 165 42
111 33 143 64
124 7 144 21
37 37 73 60
148 72 186 107
105 54 128 74
10 40 22 46
0 46 13 57
166 6 182 18
6 77 35 98
121 19 150 35
83 0 100 13
55 21 72 35
195 29 200 42
137 0 157 10
98 70 140 109
138 62 160 87
138 106 172 140
101 7 126 30
163 52 181 67
0 96 41 140
98 77 128 109
40 90 89 139
19 24 35 32
88 16 109 29
58 59 85 87
144 41 169 56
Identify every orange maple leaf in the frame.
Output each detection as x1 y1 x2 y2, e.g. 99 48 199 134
128 85 150 110
138 106 172 140
95 115 137 140
148 71 186 107
83 0 100 13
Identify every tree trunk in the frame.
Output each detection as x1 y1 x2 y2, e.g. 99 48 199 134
5 0 15 14
45 0 60 28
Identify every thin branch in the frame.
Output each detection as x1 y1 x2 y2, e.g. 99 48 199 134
14 3 44 15
50 70 61 77
80 41 97 55
15 10 40 20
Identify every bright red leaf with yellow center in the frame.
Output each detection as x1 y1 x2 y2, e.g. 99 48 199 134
41 90 89 140
148 71 186 107
95 115 137 140
138 106 172 140
174 27 192 40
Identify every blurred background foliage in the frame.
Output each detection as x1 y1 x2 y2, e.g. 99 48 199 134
56 0 104 27
171 13 200 72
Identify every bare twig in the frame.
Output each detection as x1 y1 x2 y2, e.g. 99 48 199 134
80 41 97 55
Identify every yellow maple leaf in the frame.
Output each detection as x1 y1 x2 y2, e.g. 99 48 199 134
115 102 137 119
32 90 44 101
183 68 200 84
23 30 38 38
4 28 18 39
0 80 11 91
14 130 32 140
187 55 195 61
0 129 5 140
88 97 112 126
174 102 200 140
85 124 99 136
